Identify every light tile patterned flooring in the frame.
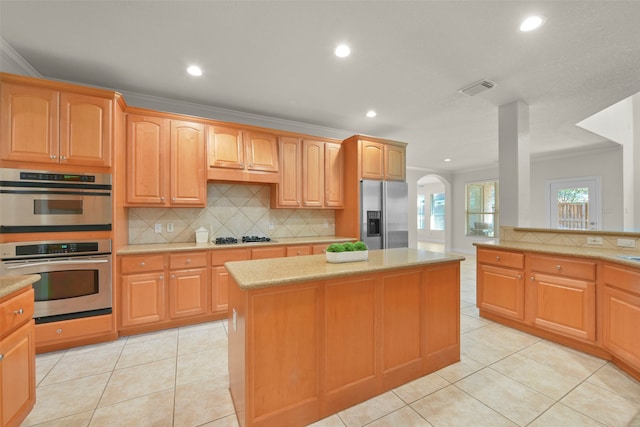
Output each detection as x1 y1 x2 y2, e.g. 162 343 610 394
23 252 640 427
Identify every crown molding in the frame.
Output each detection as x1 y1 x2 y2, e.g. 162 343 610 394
120 90 354 141
0 38 41 77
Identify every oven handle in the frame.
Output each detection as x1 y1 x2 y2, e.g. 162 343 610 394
5 258 110 270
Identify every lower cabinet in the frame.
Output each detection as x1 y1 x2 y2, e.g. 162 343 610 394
0 287 35 427
529 255 597 342
603 263 640 370
477 249 525 321
210 249 250 314
121 271 166 328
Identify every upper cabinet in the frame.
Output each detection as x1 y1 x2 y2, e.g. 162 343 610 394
0 77 113 168
271 137 343 209
126 111 206 207
207 125 279 183
358 137 406 181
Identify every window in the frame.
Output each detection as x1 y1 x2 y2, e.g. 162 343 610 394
417 195 425 230
549 177 600 230
430 192 445 230
466 181 497 237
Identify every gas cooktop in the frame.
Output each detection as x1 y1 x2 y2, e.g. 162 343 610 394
214 236 272 245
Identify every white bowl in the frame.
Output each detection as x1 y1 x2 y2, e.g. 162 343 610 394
326 250 368 263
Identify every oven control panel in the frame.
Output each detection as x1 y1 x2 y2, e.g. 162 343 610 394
0 239 111 259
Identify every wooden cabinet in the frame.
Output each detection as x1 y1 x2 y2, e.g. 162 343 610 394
228 260 460 427
529 255 596 342
0 287 35 427
359 138 406 181
169 253 208 319
272 137 344 209
207 125 279 183
126 112 206 207
210 249 251 314
477 248 525 321
286 245 312 257
35 315 114 353
120 254 166 328
251 246 286 260
603 263 640 371
1 80 112 167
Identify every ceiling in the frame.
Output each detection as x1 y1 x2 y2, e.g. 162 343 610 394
2 1 639 173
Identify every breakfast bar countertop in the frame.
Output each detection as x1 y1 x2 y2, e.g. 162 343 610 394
225 247 465 290
0 274 40 299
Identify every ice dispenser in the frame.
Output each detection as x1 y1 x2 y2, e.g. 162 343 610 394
367 211 381 236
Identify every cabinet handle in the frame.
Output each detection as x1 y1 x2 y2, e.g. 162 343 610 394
249 163 253 167
159 275 164 280
56 328 63 334
186 258 191 264
0 354 3 361
530 276 534 281
556 265 561 270
172 197 176 201
50 154 57 159
517 274 522 279
297 251 301 255
60 155 66 160
171 274 175 279
140 262 145 267
240 163 244 167
496 256 501 261
13 308 24 315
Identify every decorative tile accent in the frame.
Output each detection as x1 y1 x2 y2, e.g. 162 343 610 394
129 183 336 244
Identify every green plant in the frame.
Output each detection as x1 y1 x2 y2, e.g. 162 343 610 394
326 242 368 252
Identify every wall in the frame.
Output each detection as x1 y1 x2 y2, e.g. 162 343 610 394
128 183 335 244
451 146 624 254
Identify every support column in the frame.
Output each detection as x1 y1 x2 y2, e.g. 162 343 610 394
498 101 530 228
630 93 640 230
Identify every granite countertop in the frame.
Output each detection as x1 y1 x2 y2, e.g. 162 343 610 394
474 240 640 268
117 236 356 255
225 248 465 290
0 275 40 299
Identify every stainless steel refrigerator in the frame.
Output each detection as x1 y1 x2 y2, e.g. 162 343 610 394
360 180 409 249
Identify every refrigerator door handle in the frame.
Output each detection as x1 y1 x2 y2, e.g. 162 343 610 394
382 181 388 247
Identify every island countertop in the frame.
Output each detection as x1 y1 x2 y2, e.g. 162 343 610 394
225 247 465 289
0 274 40 299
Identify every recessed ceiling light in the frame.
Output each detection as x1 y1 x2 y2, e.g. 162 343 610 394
187 65 203 76
334 44 351 58
520 15 546 32
444 158 452 162
366 110 377 118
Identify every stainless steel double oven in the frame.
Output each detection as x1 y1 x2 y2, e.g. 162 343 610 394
0 168 113 323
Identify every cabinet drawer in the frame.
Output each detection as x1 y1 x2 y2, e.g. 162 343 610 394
0 288 34 337
36 314 113 344
211 249 251 266
121 254 165 274
251 247 286 260
477 249 524 269
286 245 312 257
604 263 640 295
170 252 207 269
530 255 596 281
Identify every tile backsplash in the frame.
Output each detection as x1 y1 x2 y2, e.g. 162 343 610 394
128 183 336 244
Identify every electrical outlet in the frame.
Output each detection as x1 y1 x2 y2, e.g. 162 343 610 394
167 223 174 233
269 222 274 230
617 238 636 248
324 219 329 229
154 223 161 233
586 236 603 245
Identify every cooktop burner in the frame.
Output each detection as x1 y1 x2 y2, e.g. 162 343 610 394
242 236 271 243
215 237 238 245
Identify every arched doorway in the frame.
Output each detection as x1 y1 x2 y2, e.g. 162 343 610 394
417 174 450 252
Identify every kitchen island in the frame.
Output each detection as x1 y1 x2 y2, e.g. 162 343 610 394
225 248 464 427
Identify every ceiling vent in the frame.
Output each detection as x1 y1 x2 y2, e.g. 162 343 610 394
458 80 495 96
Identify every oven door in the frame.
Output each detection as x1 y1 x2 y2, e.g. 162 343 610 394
0 189 112 233
1 255 112 322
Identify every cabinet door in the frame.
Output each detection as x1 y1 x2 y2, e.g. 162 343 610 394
603 285 640 369
0 82 59 164
0 321 35 427
59 92 112 167
169 268 208 319
312 244 329 254
211 266 230 313
325 142 344 208
477 264 525 321
171 120 206 206
276 136 301 207
126 114 169 205
245 131 279 172
384 144 405 181
531 274 596 341
208 125 244 169
121 272 165 327
302 139 324 207
360 140 384 180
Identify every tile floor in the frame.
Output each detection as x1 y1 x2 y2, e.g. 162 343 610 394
22 253 640 427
